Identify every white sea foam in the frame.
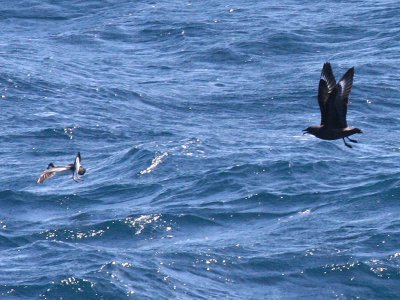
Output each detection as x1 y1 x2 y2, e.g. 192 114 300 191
140 152 169 175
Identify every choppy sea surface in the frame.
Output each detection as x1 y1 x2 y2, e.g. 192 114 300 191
1 1 400 299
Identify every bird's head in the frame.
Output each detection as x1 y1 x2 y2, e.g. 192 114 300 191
352 128 363 134
78 166 86 175
302 126 319 136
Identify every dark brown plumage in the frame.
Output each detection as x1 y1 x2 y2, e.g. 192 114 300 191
303 62 362 148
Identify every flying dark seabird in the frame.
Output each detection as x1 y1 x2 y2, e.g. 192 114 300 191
303 62 362 148
37 152 86 184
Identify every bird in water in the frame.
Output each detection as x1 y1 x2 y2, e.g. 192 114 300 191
37 152 86 184
303 62 362 148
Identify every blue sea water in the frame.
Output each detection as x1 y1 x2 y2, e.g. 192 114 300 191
0 0 400 298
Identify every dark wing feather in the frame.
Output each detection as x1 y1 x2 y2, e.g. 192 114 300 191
318 63 336 125
334 67 354 128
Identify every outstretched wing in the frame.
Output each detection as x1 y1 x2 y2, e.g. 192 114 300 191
73 152 82 181
36 166 70 184
318 63 336 125
334 67 354 128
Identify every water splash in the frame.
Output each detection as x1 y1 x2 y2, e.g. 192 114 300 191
124 214 161 235
64 126 77 140
140 152 168 175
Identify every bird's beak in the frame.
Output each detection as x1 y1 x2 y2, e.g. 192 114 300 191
302 129 307 135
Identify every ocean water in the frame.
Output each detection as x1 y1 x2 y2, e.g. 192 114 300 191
0 0 400 299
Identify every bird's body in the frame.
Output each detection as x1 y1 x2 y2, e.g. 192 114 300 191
304 126 362 141
37 152 86 184
303 62 362 148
